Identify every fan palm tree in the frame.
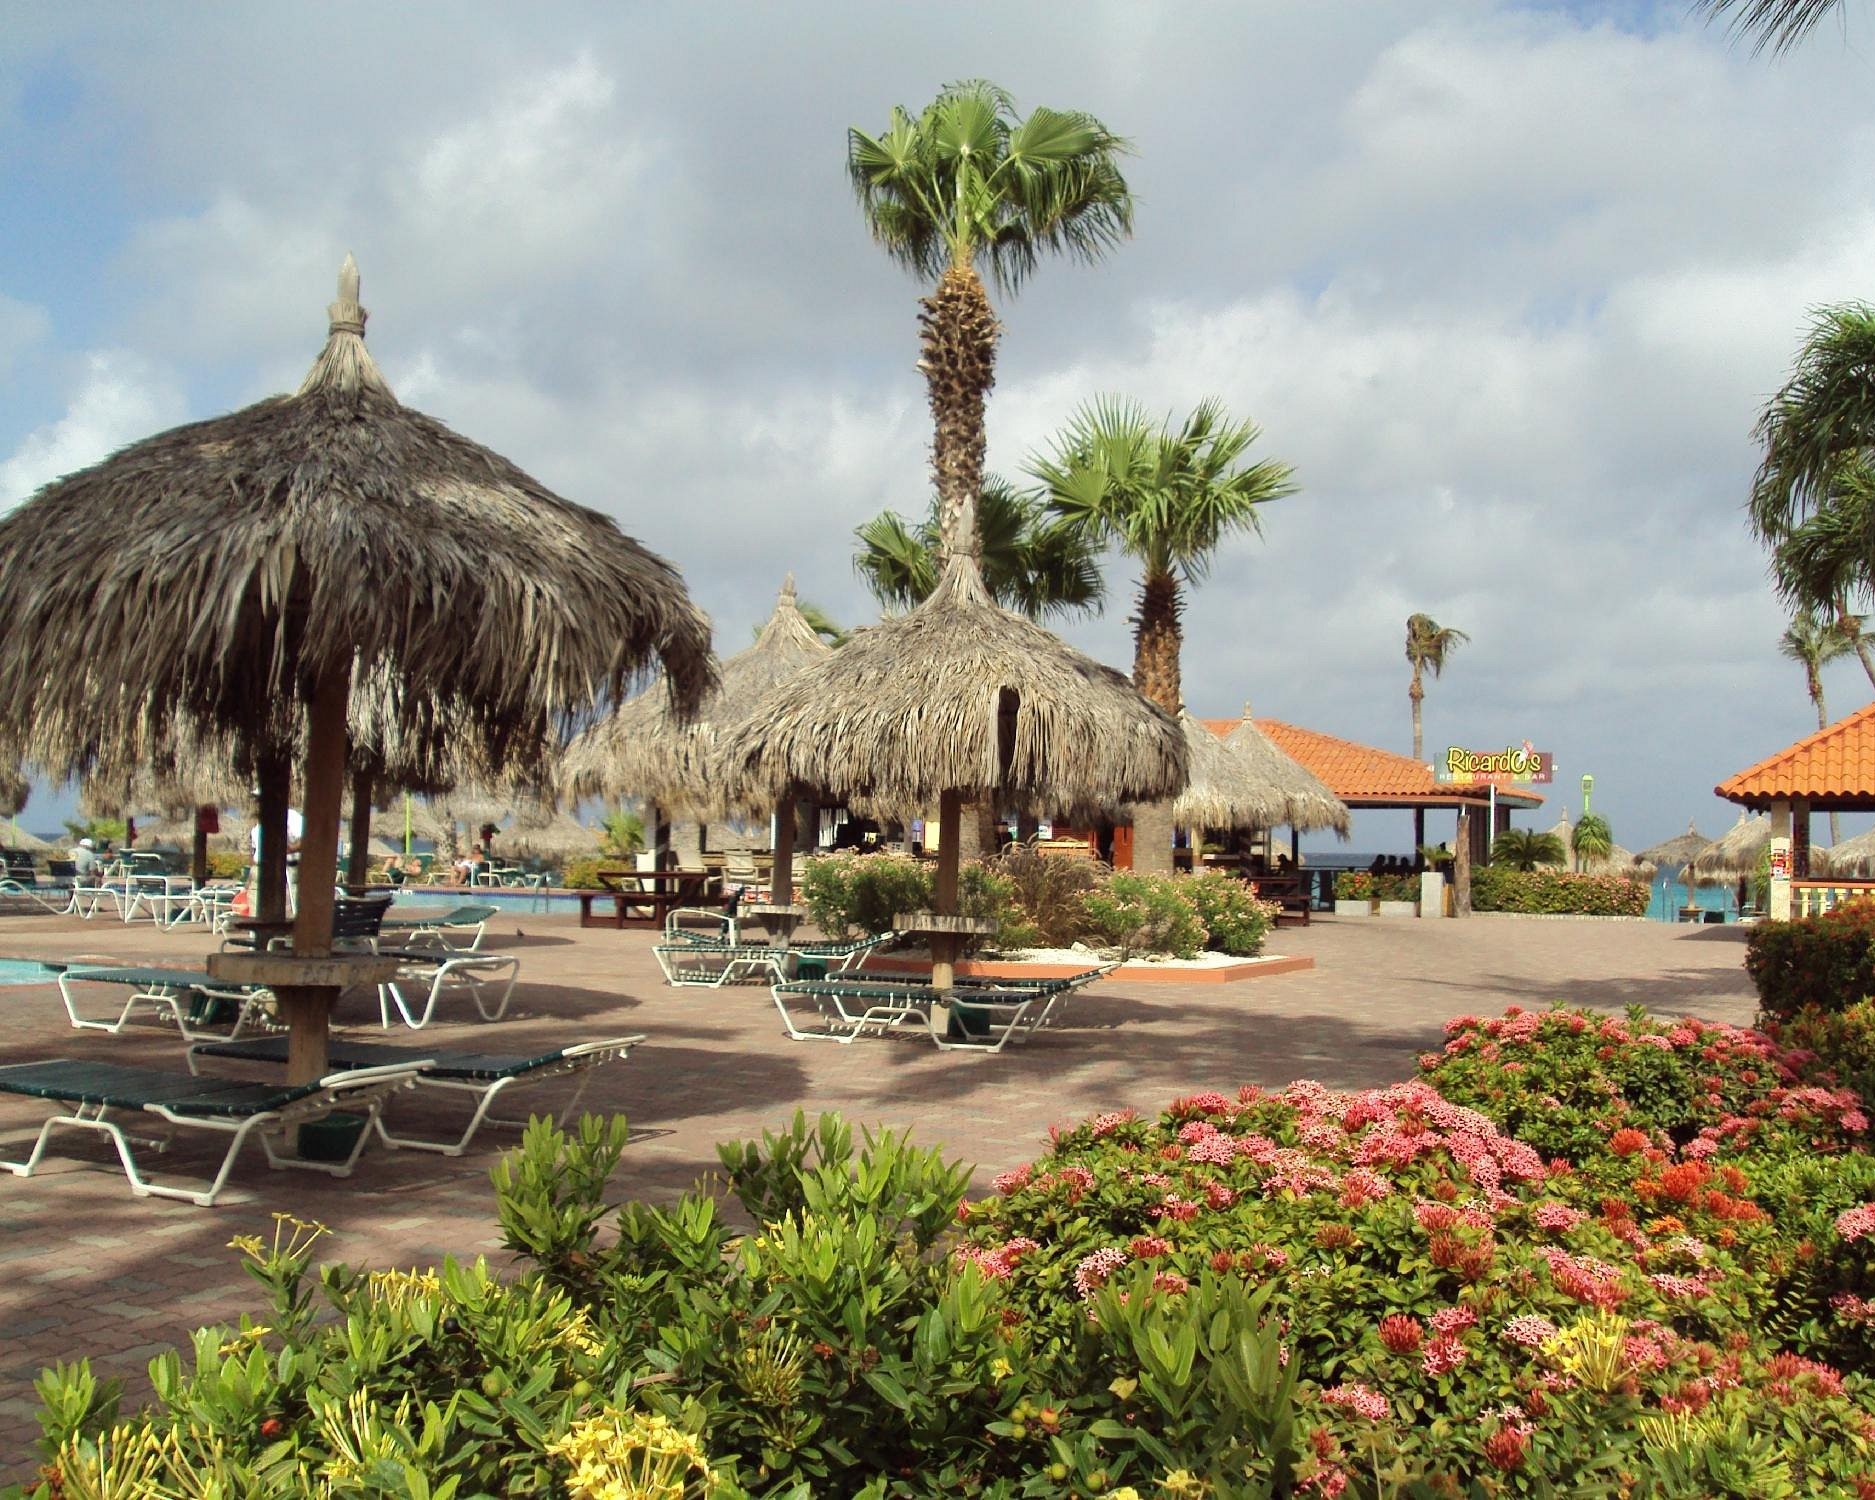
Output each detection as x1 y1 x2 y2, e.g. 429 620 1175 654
1406 614 1469 764
849 81 1133 561
854 476 1103 621
1031 397 1296 711
1781 606 1860 841
1695 0 1847 52
1770 470 1875 689
1031 397 1295 873
1490 827 1567 871
1571 813 1613 871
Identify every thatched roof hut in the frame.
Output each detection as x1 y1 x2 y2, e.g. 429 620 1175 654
0 258 714 1082
717 544 1185 983
1636 822 1711 878
500 812 601 862
1218 712 1351 836
1821 826 1875 876
135 814 243 853
563 575 831 816
1693 812 1772 878
3 825 52 854
719 556 1184 820
0 257 712 794
1581 843 1654 879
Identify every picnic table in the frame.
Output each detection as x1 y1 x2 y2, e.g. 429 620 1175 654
578 868 730 930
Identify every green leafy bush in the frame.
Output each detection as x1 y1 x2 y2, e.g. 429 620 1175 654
799 852 1029 948
559 855 615 891
1746 905 1875 1018
1371 872 1420 902
1080 871 1206 958
206 850 246 881
1470 865 1649 916
1333 870 1374 901
1420 1003 1870 1166
1181 869 1274 956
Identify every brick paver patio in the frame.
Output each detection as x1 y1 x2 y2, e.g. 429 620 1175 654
0 909 1757 1474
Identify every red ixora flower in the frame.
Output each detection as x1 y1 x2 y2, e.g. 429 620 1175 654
1609 1128 1649 1156
1482 1424 1527 1470
1377 1314 1423 1353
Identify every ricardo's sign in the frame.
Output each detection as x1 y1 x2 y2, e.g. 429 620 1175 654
1440 745 1553 784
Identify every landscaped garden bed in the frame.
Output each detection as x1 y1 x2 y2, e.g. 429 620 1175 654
14 997 1875 1497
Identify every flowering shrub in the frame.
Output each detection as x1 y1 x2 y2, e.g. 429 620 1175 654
1333 870 1375 901
1763 999 1875 1105
798 851 1028 946
1372 872 1421 902
1469 865 1650 916
964 1072 1875 1491
987 841 1102 948
1079 871 1207 958
1747 904 1875 1018
1178 869 1275 956
1420 1004 1870 1167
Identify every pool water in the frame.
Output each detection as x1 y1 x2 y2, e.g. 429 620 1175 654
0 958 62 985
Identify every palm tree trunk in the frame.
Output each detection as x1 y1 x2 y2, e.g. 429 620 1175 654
1410 670 1424 763
1130 570 1183 875
1841 606 1875 692
921 262 999 562
1815 686 1843 844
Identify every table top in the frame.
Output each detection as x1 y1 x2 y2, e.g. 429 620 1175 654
597 869 714 892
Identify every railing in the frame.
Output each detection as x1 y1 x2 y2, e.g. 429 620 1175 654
1793 879 1875 919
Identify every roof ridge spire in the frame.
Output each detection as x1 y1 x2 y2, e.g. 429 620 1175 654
298 254 394 400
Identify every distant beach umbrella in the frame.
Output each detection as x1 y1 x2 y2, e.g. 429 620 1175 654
1540 818 1577 868
0 257 713 1084
499 812 601 862
3 826 52 853
1819 826 1875 877
1219 710 1351 837
135 814 242 853
1636 822 1711 874
563 576 832 816
1579 843 1653 879
1693 812 1772 879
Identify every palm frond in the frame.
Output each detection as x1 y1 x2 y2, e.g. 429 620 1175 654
1694 0 1846 54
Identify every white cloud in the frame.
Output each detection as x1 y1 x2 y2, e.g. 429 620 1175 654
0 352 182 509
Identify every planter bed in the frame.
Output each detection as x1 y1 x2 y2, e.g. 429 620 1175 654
868 952 1313 985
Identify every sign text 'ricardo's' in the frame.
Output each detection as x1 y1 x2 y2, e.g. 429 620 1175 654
1441 746 1553 784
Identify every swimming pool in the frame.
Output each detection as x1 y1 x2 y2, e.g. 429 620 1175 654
388 888 575 915
0 958 63 985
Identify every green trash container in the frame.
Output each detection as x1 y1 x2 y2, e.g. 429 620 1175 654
794 957 831 982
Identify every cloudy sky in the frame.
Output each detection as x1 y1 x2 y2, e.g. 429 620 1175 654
6 0 1875 851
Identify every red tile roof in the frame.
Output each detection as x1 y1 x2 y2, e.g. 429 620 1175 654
1198 717 1543 808
1717 701 1875 807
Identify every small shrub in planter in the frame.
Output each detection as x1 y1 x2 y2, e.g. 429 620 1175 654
1747 904 1875 1018
1333 870 1375 901
989 841 1102 948
799 852 1033 949
1080 871 1206 958
1179 869 1275 956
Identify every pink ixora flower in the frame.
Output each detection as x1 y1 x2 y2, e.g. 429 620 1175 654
1533 1202 1586 1233
1501 1314 1559 1349
1835 1204 1875 1244
1072 1247 1128 1300
1430 1305 1478 1336
1422 1332 1469 1377
1321 1383 1390 1421
991 1165 1031 1195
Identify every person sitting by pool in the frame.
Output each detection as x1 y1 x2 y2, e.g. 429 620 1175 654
70 837 99 880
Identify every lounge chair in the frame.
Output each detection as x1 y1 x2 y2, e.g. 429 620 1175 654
375 947 520 1029
652 930 895 988
376 902 500 952
769 965 1114 1051
0 1058 424 1205
189 1033 643 1156
54 966 277 1040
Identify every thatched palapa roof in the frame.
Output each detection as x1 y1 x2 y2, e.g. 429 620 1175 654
1636 821 1711 874
1218 710 1350 835
563 576 832 815
1821 826 1875 876
716 553 1186 817
1693 811 1772 878
500 812 601 861
0 256 715 784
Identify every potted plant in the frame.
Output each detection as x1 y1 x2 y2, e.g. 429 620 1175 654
1417 844 1453 919
1333 869 1374 917
1375 872 1419 917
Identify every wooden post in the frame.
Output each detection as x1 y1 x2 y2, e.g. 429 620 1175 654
1413 808 1426 861
771 795 796 908
345 766 374 891
256 749 291 923
191 807 210 888
285 666 350 1086
933 788 963 990
1453 807 1472 917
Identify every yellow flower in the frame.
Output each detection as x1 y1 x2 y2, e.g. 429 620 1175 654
545 1407 712 1499
989 1356 1013 1381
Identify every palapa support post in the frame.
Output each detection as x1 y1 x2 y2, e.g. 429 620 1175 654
191 805 211 888
256 749 291 923
932 788 964 990
772 796 796 909
345 765 374 891
280 665 351 1086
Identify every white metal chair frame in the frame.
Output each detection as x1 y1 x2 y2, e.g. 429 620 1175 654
376 951 520 1029
0 1063 425 1207
55 968 279 1041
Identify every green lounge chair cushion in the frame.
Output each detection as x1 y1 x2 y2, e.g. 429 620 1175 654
195 1035 570 1082
0 1059 320 1116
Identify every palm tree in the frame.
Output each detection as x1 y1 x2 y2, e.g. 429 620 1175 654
1571 813 1613 871
1695 0 1847 52
1770 470 1875 690
854 477 1103 621
1490 828 1567 871
849 81 1133 562
1405 615 1469 764
1780 607 1860 841
1031 397 1295 872
1031 397 1295 711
